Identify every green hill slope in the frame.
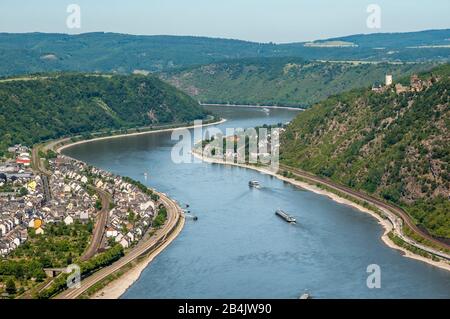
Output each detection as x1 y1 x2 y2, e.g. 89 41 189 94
280 64 450 239
0 29 448 76
162 58 436 107
0 74 207 154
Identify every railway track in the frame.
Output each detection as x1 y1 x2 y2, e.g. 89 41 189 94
79 188 111 261
55 192 183 299
279 164 450 258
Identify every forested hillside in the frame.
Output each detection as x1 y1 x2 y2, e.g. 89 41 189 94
162 58 436 107
0 29 448 76
0 74 207 154
280 64 450 239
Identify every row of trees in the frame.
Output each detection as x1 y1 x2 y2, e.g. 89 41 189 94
36 244 124 299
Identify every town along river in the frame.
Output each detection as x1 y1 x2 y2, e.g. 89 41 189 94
63 105 450 298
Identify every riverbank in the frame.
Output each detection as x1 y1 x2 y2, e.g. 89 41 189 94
52 119 225 299
91 207 185 299
191 150 450 272
200 103 304 111
55 190 183 299
57 118 227 153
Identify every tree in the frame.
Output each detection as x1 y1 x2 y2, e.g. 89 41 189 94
46 149 58 159
128 210 136 223
19 187 29 197
5 278 16 295
95 199 103 211
66 253 73 265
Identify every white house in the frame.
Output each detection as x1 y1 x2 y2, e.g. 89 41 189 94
115 233 124 243
119 237 129 249
0 243 8 256
106 227 118 238
79 211 89 221
12 237 21 247
140 200 155 212
126 232 135 242
0 223 6 237
64 216 74 225
135 228 143 237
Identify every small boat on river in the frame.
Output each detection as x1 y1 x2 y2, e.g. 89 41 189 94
248 180 261 189
275 209 296 224
299 291 311 299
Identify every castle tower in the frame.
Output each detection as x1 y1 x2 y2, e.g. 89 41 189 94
385 74 393 86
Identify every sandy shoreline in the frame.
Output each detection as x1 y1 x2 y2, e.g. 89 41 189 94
92 214 186 299
192 151 450 272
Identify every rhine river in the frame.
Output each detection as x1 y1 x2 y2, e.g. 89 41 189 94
64 105 450 298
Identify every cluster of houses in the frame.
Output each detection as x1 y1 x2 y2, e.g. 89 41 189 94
1 149 95 256
8 144 31 166
0 201 31 256
372 74 440 94
45 157 98 227
54 155 157 249
0 146 42 256
90 168 156 249
203 128 283 165
0 145 158 257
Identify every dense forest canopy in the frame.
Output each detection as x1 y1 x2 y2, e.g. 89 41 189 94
280 64 450 239
0 73 208 154
162 58 437 107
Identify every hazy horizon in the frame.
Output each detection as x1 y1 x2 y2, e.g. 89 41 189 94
1 0 449 43
1 27 449 45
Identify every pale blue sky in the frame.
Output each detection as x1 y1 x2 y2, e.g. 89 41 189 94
0 0 449 43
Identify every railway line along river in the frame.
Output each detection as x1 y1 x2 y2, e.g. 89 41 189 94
63 105 450 299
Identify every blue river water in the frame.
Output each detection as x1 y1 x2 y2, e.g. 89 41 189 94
64 105 450 299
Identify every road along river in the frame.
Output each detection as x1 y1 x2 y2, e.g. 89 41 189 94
63 105 450 299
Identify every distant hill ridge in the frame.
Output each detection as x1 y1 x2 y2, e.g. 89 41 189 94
0 29 448 76
161 57 438 107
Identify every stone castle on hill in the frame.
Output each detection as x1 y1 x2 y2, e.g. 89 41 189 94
372 73 439 94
